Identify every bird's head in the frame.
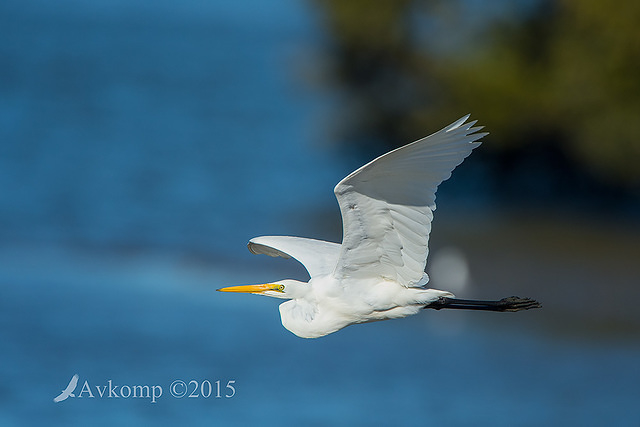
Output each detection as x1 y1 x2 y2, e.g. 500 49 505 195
217 279 307 300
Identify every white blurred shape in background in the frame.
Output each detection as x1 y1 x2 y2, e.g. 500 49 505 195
428 246 470 295
424 246 472 335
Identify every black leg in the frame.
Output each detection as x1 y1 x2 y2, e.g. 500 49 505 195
425 296 541 312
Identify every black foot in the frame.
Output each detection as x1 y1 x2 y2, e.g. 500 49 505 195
426 296 541 312
496 296 542 312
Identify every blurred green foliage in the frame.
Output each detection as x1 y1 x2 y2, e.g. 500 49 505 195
314 0 640 194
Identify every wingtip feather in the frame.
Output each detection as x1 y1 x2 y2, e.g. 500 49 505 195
445 114 471 131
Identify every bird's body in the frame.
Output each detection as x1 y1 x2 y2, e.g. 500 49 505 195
277 277 451 338
218 115 540 338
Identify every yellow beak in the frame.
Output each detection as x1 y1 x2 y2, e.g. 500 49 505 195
216 284 281 294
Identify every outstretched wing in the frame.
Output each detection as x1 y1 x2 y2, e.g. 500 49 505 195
248 236 341 278
332 115 487 286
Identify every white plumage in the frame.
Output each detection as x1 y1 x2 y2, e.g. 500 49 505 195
248 235 340 279
219 115 539 338
333 115 484 286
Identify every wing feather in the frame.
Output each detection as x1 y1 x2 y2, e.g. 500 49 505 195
248 235 340 278
332 115 487 286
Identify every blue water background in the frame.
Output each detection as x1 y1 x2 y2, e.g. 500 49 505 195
1 1 639 425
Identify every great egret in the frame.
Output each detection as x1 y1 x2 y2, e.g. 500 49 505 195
218 115 540 338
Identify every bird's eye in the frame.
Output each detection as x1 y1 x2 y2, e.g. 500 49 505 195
278 284 285 292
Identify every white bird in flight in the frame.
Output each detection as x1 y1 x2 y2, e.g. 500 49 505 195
218 115 540 338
